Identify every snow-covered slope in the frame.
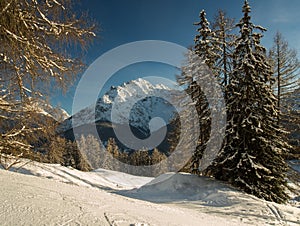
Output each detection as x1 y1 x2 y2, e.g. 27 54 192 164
124 173 300 225
1 159 300 225
1 169 236 226
0 163 243 226
61 78 176 133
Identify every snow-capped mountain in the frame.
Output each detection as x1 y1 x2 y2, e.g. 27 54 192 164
25 98 70 122
61 78 177 134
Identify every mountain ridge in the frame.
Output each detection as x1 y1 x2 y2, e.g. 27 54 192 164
60 78 177 135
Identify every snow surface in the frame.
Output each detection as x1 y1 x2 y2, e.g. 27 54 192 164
0 159 300 225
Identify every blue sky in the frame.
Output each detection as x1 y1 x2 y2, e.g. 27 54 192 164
52 0 300 114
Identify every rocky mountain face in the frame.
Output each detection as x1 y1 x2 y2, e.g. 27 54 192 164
25 98 70 122
60 78 178 152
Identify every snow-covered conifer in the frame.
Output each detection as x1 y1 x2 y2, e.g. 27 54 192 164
194 10 219 72
211 0 290 203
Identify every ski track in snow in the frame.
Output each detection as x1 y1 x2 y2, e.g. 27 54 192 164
0 159 300 225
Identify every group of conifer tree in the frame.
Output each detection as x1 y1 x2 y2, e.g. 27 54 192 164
77 134 167 176
176 0 299 203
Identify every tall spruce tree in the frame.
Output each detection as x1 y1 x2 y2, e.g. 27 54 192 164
190 10 231 174
211 0 290 203
194 10 219 72
170 10 228 174
168 50 211 174
189 10 216 173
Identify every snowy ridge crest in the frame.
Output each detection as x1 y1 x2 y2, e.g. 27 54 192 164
62 78 176 132
24 98 70 122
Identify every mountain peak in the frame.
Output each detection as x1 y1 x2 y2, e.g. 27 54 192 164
102 78 171 104
61 78 176 133
25 98 70 122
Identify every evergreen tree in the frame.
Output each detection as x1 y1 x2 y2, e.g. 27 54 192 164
151 148 167 176
47 136 91 171
191 10 216 172
102 138 120 171
169 51 211 174
66 141 92 171
129 149 150 166
48 136 65 164
189 10 233 174
78 134 103 169
211 0 290 203
151 148 166 164
65 140 91 171
194 10 219 71
129 148 151 176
